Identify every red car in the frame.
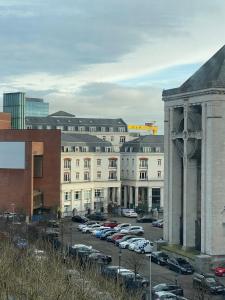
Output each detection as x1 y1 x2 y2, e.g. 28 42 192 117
102 221 119 228
215 263 225 276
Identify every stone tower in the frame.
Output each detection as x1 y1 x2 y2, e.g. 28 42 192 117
163 45 225 256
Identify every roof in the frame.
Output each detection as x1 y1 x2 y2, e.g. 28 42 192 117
120 135 164 153
163 45 225 96
49 111 75 117
61 133 112 151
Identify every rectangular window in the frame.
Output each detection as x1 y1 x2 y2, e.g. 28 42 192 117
105 147 112 152
139 159 148 168
139 171 147 180
89 126 96 132
120 136 126 143
109 127 113 132
95 189 104 197
64 159 71 169
56 126 64 130
82 146 88 152
34 155 43 177
143 147 152 153
110 136 114 142
74 191 81 200
78 126 85 132
97 159 101 166
156 147 161 153
157 159 162 166
64 172 71 182
76 172 79 180
64 192 71 201
101 127 106 132
97 171 101 179
157 171 162 178
109 171 117 180
76 159 80 166
84 172 90 181
108 159 117 168
84 159 91 168
95 146 101 152
84 190 92 201
46 125 51 130
102 136 106 141
118 127 125 132
67 126 74 131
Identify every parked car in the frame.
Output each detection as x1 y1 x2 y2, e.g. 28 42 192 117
123 210 138 218
214 263 225 276
192 273 225 294
95 228 112 238
92 227 110 236
153 291 181 300
100 229 117 240
136 216 157 223
152 283 184 296
152 219 164 227
47 220 60 228
82 224 102 233
166 257 194 274
88 252 112 265
118 271 149 289
71 215 89 223
133 240 154 253
151 252 169 265
78 221 98 231
115 235 135 246
86 212 107 221
101 265 121 279
106 233 126 243
119 237 145 249
120 225 144 235
114 223 131 232
102 220 119 228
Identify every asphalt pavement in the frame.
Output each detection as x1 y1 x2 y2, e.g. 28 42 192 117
62 217 224 300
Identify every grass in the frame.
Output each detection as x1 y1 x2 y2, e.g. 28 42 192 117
161 244 200 260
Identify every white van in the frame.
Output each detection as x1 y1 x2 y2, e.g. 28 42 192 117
133 240 154 253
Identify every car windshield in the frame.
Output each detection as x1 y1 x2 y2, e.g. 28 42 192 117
177 258 188 265
159 252 168 258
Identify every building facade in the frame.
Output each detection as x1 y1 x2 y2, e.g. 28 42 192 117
120 135 164 212
0 129 61 217
163 45 225 256
61 133 121 216
26 111 135 152
3 92 49 129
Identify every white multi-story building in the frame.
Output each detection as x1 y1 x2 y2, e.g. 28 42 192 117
120 135 164 212
61 133 121 215
26 111 136 152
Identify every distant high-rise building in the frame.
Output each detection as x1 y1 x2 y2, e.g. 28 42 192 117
25 97 49 117
3 92 49 129
3 92 25 129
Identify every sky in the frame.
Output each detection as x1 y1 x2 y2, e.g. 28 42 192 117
0 0 225 133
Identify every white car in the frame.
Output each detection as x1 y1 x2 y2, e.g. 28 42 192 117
82 224 101 233
133 240 154 253
154 291 179 300
119 237 145 249
92 226 110 235
123 209 138 217
114 223 131 232
78 221 98 231
120 226 144 235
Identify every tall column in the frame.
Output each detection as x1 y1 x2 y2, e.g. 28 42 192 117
124 186 128 208
80 189 84 214
117 187 121 206
112 187 116 204
129 186 133 207
147 187 152 212
160 187 164 208
135 187 139 207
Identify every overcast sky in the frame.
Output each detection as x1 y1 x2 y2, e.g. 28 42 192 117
0 0 225 133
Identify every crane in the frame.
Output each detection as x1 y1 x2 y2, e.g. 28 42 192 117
128 122 158 135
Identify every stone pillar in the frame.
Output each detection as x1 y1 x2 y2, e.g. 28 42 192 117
135 187 139 207
112 187 116 204
129 186 133 207
148 187 152 212
160 187 164 208
117 187 121 206
124 186 128 208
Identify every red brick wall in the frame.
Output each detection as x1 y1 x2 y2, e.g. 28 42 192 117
0 130 61 216
0 113 11 129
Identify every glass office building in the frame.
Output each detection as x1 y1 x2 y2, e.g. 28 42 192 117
3 93 49 129
25 98 49 117
3 92 25 129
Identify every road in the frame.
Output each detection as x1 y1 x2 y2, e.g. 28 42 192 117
62 217 224 300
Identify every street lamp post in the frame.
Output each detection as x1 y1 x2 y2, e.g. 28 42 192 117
146 254 152 300
118 248 122 282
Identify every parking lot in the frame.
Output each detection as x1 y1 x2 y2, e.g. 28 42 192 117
62 217 224 300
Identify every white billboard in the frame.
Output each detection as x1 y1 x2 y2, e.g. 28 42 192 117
0 142 25 169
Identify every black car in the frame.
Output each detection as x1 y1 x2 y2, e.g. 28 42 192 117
151 251 169 266
88 252 112 265
118 272 149 289
152 283 184 296
193 273 225 294
86 213 107 221
101 265 120 279
71 215 89 223
136 216 157 223
166 257 194 274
